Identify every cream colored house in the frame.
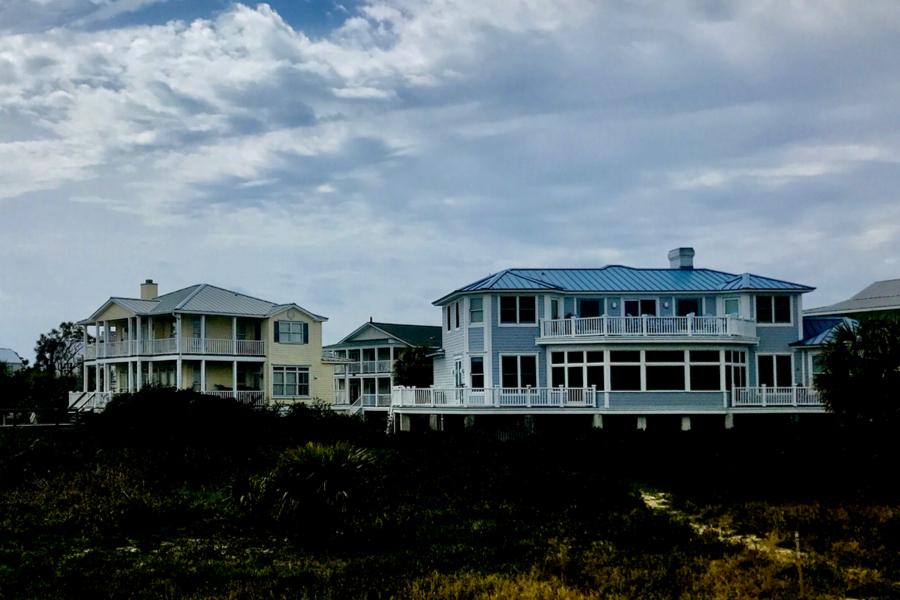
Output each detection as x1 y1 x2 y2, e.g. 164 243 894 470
74 280 342 407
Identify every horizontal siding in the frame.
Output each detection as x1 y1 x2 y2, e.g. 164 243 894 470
607 392 725 411
468 327 484 352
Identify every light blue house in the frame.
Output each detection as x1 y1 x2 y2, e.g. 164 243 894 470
391 248 824 430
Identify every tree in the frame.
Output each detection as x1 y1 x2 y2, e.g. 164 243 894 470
34 321 85 378
816 316 900 427
393 346 434 388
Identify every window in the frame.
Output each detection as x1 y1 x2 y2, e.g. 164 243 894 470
471 357 484 388
725 350 747 390
455 302 460 329
689 350 721 391
724 298 740 317
811 354 824 385
273 365 310 397
579 299 603 318
624 299 656 317
645 350 685 391
551 350 604 390
276 321 308 344
676 298 701 317
551 299 559 320
610 351 641 391
191 316 202 339
756 296 791 324
499 296 537 324
237 322 247 341
446 306 451 331
758 354 792 387
501 355 538 388
192 365 201 391
470 297 484 324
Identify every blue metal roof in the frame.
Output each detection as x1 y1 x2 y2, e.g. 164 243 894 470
791 316 857 347
437 266 813 304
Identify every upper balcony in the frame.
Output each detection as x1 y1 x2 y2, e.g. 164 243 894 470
334 360 396 376
539 315 756 342
84 338 266 359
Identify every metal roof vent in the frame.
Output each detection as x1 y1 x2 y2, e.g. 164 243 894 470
668 248 695 270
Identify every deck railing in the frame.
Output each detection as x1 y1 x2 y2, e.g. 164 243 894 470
84 338 265 358
347 360 395 375
732 386 821 407
361 393 392 407
203 390 266 406
392 387 600 408
541 315 756 339
334 390 350 405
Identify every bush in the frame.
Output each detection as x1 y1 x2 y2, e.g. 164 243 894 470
237 442 377 543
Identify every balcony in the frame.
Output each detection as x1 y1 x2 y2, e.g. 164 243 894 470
539 315 756 341
391 386 822 411
83 338 266 359
733 386 821 407
337 360 395 375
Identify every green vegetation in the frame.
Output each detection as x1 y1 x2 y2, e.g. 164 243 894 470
1 392 899 599
817 315 900 428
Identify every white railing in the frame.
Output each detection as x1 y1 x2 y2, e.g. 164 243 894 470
203 390 266 406
361 393 392 407
322 350 352 362
85 338 265 358
732 386 822 407
392 387 599 408
541 315 756 339
348 360 394 374
68 391 113 411
334 390 350 405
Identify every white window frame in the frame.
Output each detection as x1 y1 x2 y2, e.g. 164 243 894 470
499 353 540 388
498 296 539 327
622 298 660 317
755 295 793 327
674 297 704 317
272 365 310 398
278 321 308 344
469 297 484 326
756 353 794 387
549 348 605 390
576 298 606 319
469 354 485 388
723 297 741 318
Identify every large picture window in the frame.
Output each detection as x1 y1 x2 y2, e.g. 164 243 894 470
500 296 537 324
501 355 538 388
551 350 604 390
758 354 792 387
676 298 701 317
276 321 308 344
273 365 310 397
756 296 791 324
624 299 656 317
578 299 603 318
610 351 641 391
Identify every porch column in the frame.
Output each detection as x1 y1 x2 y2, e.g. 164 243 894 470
95 360 100 391
136 316 142 389
83 325 88 392
104 363 110 393
176 315 183 388
127 361 133 392
681 416 691 431
201 315 206 354
232 361 238 399
201 359 206 393
148 361 154 385
232 317 237 355
102 320 108 358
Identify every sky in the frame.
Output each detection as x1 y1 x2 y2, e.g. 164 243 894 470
1 0 899 360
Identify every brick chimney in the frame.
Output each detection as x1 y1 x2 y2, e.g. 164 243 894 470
668 248 695 270
141 279 158 300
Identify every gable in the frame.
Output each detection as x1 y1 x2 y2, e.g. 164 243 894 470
269 306 314 323
347 325 396 343
95 301 136 322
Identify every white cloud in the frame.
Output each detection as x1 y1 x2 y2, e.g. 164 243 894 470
1 0 900 359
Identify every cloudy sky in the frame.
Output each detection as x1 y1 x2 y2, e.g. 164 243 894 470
1 0 899 358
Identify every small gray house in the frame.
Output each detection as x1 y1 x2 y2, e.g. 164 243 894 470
0 349 25 373
804 279 900 320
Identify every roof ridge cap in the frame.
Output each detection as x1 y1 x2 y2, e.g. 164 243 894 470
202 283 278 306
175 284 207 311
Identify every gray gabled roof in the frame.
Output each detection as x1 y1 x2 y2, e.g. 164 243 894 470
437 266 813 305
805 279 900 317
0 348 23 365
327 321 442 349
80 284 327 323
